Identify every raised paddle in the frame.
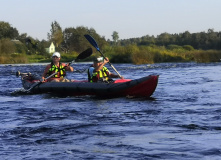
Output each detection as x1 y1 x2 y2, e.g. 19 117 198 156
84 34 122 78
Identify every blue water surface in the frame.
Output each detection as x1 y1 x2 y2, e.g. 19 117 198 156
0 62 221 160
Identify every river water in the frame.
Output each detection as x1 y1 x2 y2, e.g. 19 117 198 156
0 62 221 159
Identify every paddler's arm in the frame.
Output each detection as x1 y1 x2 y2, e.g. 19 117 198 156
41 65 50 81
64 63 74 72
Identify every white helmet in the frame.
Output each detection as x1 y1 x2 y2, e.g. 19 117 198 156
94 56 104 63
52 52 60 58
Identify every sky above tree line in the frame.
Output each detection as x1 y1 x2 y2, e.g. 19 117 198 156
1 0 221 41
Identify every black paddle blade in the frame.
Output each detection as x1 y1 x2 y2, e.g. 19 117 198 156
76 48 93 60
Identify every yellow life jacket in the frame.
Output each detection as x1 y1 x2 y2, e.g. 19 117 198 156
90 66 109 82
47 62 66 78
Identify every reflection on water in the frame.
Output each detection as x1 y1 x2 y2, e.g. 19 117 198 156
0 62 221 159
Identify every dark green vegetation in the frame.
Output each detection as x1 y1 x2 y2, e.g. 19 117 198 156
1 21 221 64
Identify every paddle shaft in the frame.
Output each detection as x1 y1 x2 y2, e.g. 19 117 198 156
26 72 57 92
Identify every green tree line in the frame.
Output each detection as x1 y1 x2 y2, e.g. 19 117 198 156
118 29 221 50
0 20 221 64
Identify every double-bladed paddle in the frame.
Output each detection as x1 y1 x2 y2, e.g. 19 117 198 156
84 34 122 78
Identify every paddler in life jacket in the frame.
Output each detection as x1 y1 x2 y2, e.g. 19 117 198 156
88 56 124 83
41 52 74 82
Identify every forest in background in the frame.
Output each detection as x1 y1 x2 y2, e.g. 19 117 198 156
0 20 221 64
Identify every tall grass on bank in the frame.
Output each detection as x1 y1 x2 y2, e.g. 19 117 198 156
193 50 221 63
105 45 191 64
0 54 28 64
105 45 221 64
1 46 221 64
